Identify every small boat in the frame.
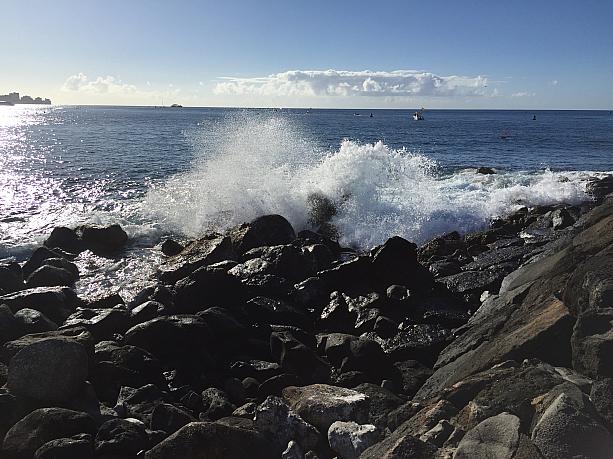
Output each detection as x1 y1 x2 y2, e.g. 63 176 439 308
170 103 183 108
413 111 424 121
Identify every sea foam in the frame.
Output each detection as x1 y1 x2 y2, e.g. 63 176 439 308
145 113 595 248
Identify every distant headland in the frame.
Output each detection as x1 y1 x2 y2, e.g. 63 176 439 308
0 91 51 106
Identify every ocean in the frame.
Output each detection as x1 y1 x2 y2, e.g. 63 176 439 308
1 105 611 299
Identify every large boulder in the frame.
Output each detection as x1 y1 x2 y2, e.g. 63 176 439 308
282 384 369 432
0 263 24 293
328 421 379 459
94 418 149 457
1 326 94 363
124 315 212 365
359 432 437 459
150 403 196 435
531 389 613 458
229 214 296 254
44 226 82 253
61 306 132 340
26 264 77 288
76 224 128 255
144 422 277 459
158 235 236 283
13 308 58 334
454 412 521 459
370 236 434 290
2 408 96 459
7 338 89 403
34 436 94 459
0 286 80 325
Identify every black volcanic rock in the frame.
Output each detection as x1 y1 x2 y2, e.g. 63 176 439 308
229 214 296 254
7 338 89 403
76 224 129 255
44 226 82 253
2 408 96 459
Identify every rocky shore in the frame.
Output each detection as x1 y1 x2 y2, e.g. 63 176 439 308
1 175 613 458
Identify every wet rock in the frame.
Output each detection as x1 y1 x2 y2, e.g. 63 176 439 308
371 236 434 290
229 214 296 254
246 297 311 330
26 264 77 288
454 412 520 459
34 436 94 459
1 326 94 364
532 390 613 459
318 257 372 294
328 421 379 459
13 308 58 334
95 418 149 457
173 265 246 313
571 308 613 378
131 300 166 324
364 324 451 365
476 167 496 174
23 247 71 279
0 286 79 325
0 305 19 344
373 315 398 339
282 384 369 432
161 238 183 257
144 422 276 459
7 338 88 403
244 244 313 282
0 263 24 293
586 174 613 202
201 388 236 421
233 402 257 419
62 306 132 340
282 440 304 459
254 396 321 452
76 224 129 255
2 408 96 459
159 235 235 283
44 226 82 253
551 208 574 229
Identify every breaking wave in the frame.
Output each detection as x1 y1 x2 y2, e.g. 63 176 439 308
145 113 597 248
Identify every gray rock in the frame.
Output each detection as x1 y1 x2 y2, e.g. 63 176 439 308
454 412 520 459
76 224 128 255
420 419 454 447
571 308 613 378
282 384 369 433
2 408 96 459
532 392 613 459
254 396 321 452
328 421 379 459
7 338 88 402
0 286 79 325
590 378 613 427
359 432 437 459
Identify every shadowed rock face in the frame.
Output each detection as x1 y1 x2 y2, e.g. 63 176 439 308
415 196 613 403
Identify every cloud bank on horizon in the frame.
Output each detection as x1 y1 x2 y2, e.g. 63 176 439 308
214 70 490 98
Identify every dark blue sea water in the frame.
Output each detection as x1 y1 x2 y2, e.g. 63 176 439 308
1 105 611 298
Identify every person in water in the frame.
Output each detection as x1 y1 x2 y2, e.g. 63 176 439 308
533 115 536 120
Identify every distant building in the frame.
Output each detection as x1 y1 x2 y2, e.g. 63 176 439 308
0 91 51 105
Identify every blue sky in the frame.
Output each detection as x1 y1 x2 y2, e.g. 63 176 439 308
2 0 612 108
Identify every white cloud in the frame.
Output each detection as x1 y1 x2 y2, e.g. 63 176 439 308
511 91 535 97
61 73 137 94
550 80 559 86
214 69 489 98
